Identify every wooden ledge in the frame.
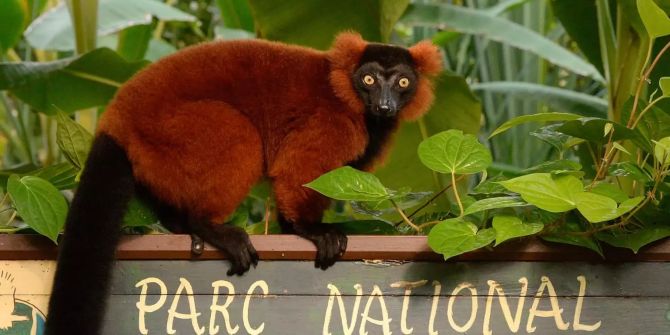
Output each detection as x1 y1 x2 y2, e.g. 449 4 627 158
0 234 669 261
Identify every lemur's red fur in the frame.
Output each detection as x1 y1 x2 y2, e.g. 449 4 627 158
98 32 442 224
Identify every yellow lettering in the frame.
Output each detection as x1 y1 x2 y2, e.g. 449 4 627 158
243 280 269 335
526 276 570 333
210 280 239 335
428 280 442 335
390 280 428 334
447 282 478 333
358 285 392 335
573 276 601 331
322 283 363 335
167 278 205 335
483 278 528 335
135 277 168 335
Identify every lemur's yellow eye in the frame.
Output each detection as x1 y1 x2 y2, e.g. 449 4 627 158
399 77 410 88
363 74 375 86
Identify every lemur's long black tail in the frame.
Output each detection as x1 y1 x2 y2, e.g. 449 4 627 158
45 133 135 335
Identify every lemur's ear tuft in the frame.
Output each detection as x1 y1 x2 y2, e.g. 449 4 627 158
408 41 443 76
329 31 367 68
328 31 368 113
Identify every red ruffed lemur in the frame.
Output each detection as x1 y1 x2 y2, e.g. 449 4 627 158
44 32 442 334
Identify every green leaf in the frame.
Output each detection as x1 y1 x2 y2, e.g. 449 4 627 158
216 0 255 31
304 166 390 201
402 3 603 81
661 77 670 97
25 0 196 51
248 0 409 49
55 112 93 170
637 0 670 39
7 175 67 243
574 192 619 223
591 183 629 203
462 196 527 216
597 225 670 253
0 48 147 114
653 136 670 166
471 176 510 195
492 215 543 246
574 193 644 223
522 159 582 174
551 0 603 74
612 142 631 155
471 82 607 118
0 0 25 54
557 118 650 151
528 125 571 151
122 197 158 227
498 173 582 212
489 112 582 138
427 218 496 260
116 24 153 61
30 162 78 190
418 129 492 175
542 219 603 257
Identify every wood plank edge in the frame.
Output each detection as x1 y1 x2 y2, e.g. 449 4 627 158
0 234 669 261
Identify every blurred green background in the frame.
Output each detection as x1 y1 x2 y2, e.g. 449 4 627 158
0 0 667 241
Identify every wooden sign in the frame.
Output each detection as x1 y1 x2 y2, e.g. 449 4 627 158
1 235 669 334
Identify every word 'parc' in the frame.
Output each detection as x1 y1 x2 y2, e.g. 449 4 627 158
134 275 601 334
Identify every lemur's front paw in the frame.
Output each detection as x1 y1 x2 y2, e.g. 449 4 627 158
221 227 259 276
297 224 348 270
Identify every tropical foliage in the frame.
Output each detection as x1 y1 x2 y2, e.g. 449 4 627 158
0 0 669 259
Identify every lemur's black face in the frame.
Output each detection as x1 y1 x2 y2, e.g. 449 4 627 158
353 44 418 117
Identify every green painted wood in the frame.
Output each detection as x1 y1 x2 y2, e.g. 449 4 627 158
96 260 670 334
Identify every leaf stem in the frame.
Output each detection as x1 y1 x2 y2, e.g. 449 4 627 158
405 175 465 220
390 199 421 233
626 40 670 128
451 172 464 217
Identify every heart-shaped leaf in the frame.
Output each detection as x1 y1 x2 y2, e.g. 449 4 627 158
574 192 643 223
418 129 491 174
637 0 670 39
56 111 93 170
462 196 527 216
597 225 670 253
7 175 67 243
304 166 389 201
498 173 582 212
492 215 543 246
427 218 495 260
574 192 618 223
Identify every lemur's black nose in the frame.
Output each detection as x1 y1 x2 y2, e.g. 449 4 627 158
378 105 391 113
